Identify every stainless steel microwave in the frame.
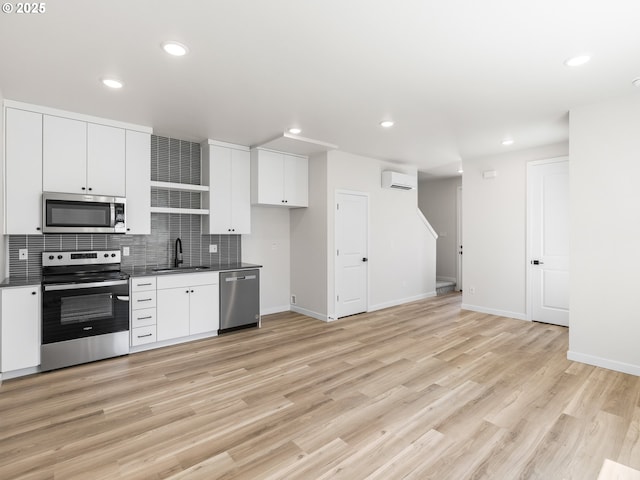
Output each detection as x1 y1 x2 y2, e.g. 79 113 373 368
42 193 126 234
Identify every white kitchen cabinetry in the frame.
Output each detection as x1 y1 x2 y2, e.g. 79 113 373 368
251 148 308 207
4 108 43 235
202 140 251 234
130 277 157 346
125 131 151 234
156 273 219 341
1 286 41 373
43 116 126 196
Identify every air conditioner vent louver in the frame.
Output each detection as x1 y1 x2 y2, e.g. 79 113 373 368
381 171 417 190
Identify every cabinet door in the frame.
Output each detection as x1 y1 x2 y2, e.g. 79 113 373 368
42 115 87 194
156 288 190 341
209 145 233 233
283 154 308 207
230 148 251 233
5 108 43 235
125 131 151 234
189 284 219 335
256 150 285 205
1 287 41 372
88 123 126 196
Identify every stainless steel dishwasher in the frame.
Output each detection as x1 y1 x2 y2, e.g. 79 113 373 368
219 269 260 334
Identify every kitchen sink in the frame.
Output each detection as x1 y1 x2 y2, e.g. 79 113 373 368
152 266 211 273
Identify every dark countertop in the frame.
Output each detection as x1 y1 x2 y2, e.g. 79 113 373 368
124 262 263 277
0 263 262 287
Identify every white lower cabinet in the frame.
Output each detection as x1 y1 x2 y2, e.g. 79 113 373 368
130 276 157 346
156 273 219 342
1 286 41 373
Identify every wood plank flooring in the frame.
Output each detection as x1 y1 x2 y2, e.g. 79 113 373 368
1 293 639 479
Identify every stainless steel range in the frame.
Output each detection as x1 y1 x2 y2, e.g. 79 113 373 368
41 250 130 371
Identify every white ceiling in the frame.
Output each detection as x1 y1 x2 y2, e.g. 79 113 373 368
1 0 639 175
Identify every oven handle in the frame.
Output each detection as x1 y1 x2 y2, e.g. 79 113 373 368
116 296 130 302
44 279 129 291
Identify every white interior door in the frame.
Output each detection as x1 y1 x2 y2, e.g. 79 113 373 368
335 192 368 318
528 158 570 327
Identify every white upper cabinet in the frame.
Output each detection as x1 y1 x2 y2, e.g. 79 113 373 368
4 108 43 235
125 130 151 234
251 148 308 207
87 123 126 196
42 115 87 194
42 116 126 196
202 140 251 234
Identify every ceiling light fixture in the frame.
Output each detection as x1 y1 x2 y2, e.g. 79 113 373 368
380 120 394 128
564 55 591 67
162 41 189 56
288 127 302 135
101 78 124 89
632 77 640 87
457 167 464 174
501 138 514 146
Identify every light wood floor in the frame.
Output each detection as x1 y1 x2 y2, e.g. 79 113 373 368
1 293 639 479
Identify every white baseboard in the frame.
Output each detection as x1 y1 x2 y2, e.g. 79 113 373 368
290 305 328 322
567 350 640 376
261 305 291 316
461 303 528 321
369 292 437 313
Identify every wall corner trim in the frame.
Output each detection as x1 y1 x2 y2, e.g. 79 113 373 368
290 305 328 322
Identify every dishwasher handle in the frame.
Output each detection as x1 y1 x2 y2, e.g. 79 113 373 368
225 275 256 282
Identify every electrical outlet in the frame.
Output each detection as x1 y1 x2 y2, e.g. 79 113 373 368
469 286 476 295
19 248 28 260
122 246 130 256
209 244 218 253
291 294 297 305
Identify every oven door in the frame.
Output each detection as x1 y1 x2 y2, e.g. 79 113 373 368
42 280 129 344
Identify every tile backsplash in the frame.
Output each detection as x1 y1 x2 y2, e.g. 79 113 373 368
8 135 241 282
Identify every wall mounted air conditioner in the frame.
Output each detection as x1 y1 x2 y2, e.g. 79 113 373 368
381 171 417 190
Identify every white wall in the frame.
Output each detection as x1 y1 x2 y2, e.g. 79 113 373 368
0 90 5 279
568 94 640 376
462 142 568 319
242 205 291 315
290 152 328 319
326 151 436 318
418 176 461 282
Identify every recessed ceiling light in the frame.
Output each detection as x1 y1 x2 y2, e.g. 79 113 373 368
501 138 514 146
632 77 640 87
380 120 394 128
162 41 189 56
101 78 124 89
288 127 302 135
564 55 591 67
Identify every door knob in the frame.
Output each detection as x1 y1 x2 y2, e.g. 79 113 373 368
362 257 368 262
531 260 544 265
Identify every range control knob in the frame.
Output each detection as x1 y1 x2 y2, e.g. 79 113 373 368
111 253 116 257
104 253 109 258
48 255 54 260
57 255 63 260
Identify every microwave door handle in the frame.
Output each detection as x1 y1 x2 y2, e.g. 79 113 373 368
111 202 116 228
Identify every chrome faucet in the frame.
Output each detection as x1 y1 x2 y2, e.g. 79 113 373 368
174 237 183 268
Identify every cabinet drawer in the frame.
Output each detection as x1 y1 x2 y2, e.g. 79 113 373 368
156 272 219 289
131 307 156 328
131 277 156 291
131 325 156 346
131 290 156 309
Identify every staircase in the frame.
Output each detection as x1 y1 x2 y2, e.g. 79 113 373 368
436 279 456 295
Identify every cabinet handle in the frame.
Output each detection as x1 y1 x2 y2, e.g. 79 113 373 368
88 187 93 191
137 333 153 338
36 227 41 231
190 290 194 293
137 282 152 286
81 187 86 191
31 291 37 295
137 315 153 320
186 290 189 293
137 298 153 302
